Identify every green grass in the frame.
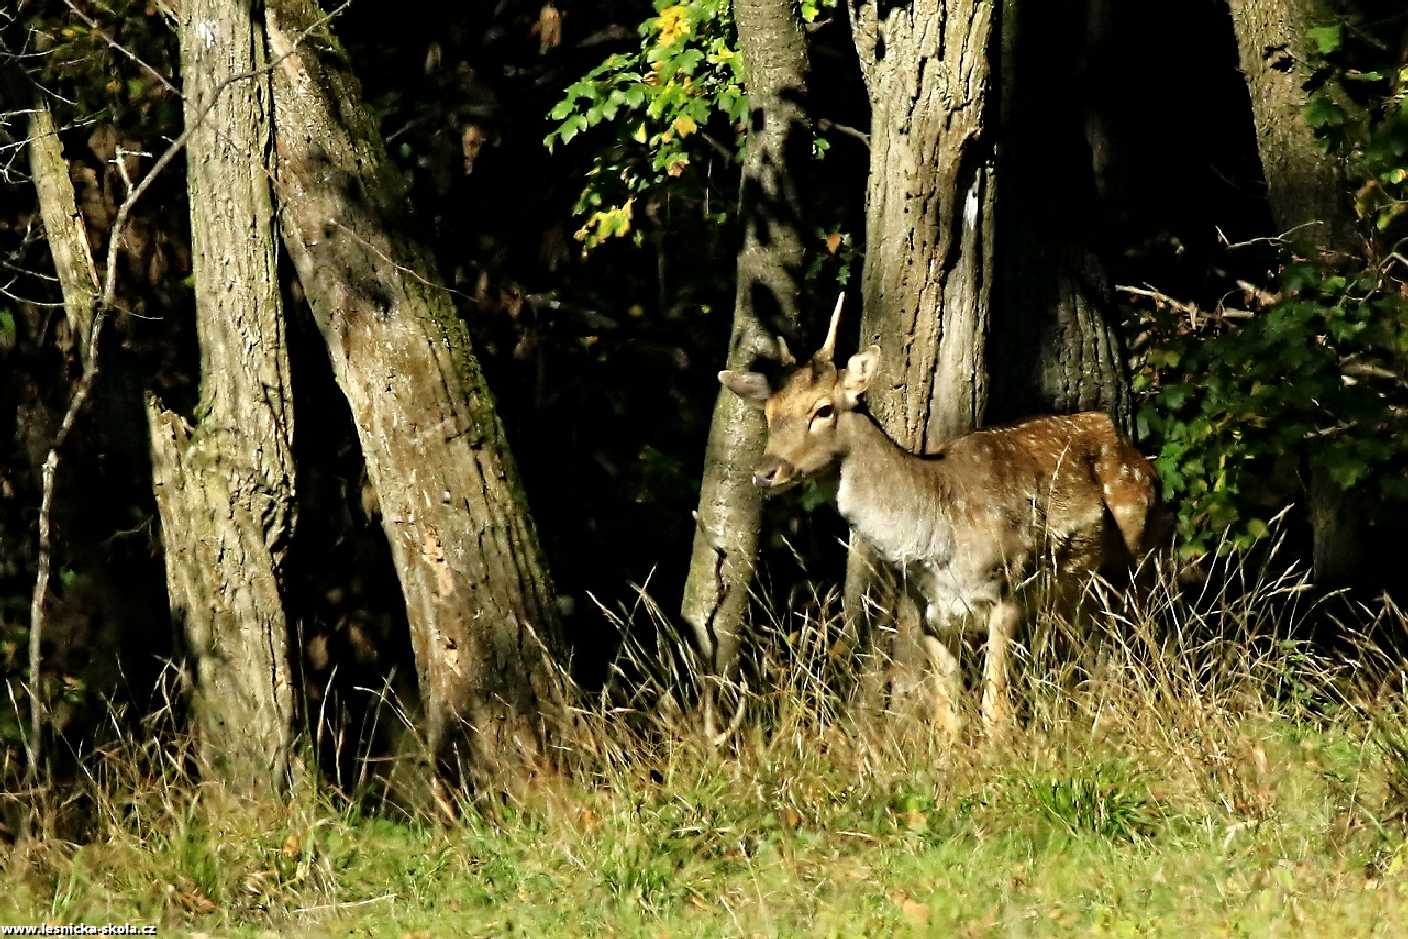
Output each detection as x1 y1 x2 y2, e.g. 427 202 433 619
6 561 1408 936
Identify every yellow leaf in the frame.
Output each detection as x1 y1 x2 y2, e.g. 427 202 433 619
825 232 842 254
667 158 689 177
633 123 648 143
655 5 688 47
672 114 697 138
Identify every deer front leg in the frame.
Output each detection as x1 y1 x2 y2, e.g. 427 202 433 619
922 605 963 740
982 598 1021 738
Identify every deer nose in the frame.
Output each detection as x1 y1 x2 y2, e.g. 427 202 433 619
753 456 794 489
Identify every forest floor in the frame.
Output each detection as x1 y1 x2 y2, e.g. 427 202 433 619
6 566 1408 937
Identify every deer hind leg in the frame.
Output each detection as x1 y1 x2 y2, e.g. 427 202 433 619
982 598 1021 738
921 605 963 740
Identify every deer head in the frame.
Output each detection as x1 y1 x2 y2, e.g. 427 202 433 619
718 293 881 492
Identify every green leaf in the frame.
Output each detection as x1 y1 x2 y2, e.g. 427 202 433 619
1307 24 1343 55
1304 95 1347 129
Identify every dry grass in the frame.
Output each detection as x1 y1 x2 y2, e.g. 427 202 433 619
5 543 1408 936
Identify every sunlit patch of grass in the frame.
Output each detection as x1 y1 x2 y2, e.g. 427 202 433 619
4 543 1408 936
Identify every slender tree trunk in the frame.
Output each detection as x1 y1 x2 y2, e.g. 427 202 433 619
989 0 1128 427
843 0 999 696
682 0 810 711
144 0 297 792
28 108 97 357
1225 0 1363 584
24 104 97 814
264 0 561 783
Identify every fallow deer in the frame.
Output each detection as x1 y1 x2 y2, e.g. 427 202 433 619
719 295 1162 737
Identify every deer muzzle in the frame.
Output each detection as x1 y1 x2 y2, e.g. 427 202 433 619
752 455 797 490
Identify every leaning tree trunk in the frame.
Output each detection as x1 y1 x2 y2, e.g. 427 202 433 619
989 0 1129 428
682 0 810 727
264 0 560 784
1225 0 1362 584
144 0 298 792
844 0 1000 704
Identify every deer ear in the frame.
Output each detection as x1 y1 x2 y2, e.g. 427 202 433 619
718 370 772 409
840 345 881 408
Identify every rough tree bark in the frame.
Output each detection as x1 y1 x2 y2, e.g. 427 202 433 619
848 0 998 452
28 108 98 357
1225 0 1363 584
1227 0 1356 247
990 0 1129 428
144 0 297 791
682 0 810 725
264 0 561 783
843 0 1000 703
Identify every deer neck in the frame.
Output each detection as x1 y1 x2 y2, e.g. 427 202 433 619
834 412 956 566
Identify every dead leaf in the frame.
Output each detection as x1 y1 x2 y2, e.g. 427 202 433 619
897 895 929 925
532 5 563 54
461 125 485 175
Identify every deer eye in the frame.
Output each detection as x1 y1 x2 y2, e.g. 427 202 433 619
812 403 835 423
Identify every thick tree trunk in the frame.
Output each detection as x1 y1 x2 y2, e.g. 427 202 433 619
144 0 297 791
264 0 561 783
848 1 998 450
989 0 1129 427
1225 0 1363 584
682 0 810 706
1226 0 1356 248
844 1 999 695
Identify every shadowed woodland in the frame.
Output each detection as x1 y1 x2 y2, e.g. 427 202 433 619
2 0 1408 933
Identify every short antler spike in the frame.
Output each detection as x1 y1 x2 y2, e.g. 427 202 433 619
817 291 845 362
775 334 796 367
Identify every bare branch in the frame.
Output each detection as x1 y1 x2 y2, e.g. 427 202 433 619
1115 283 1255 325
816 117 869 147
1215 220 1325 251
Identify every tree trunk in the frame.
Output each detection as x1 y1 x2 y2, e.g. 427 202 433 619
264 0 561 783
849 1 998 450
144 0 297 792
1226 0 1356 248
682 0 810 705
989 0 1129 427
844 0 999 695
1225 0 1363 584
28 107 97 359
